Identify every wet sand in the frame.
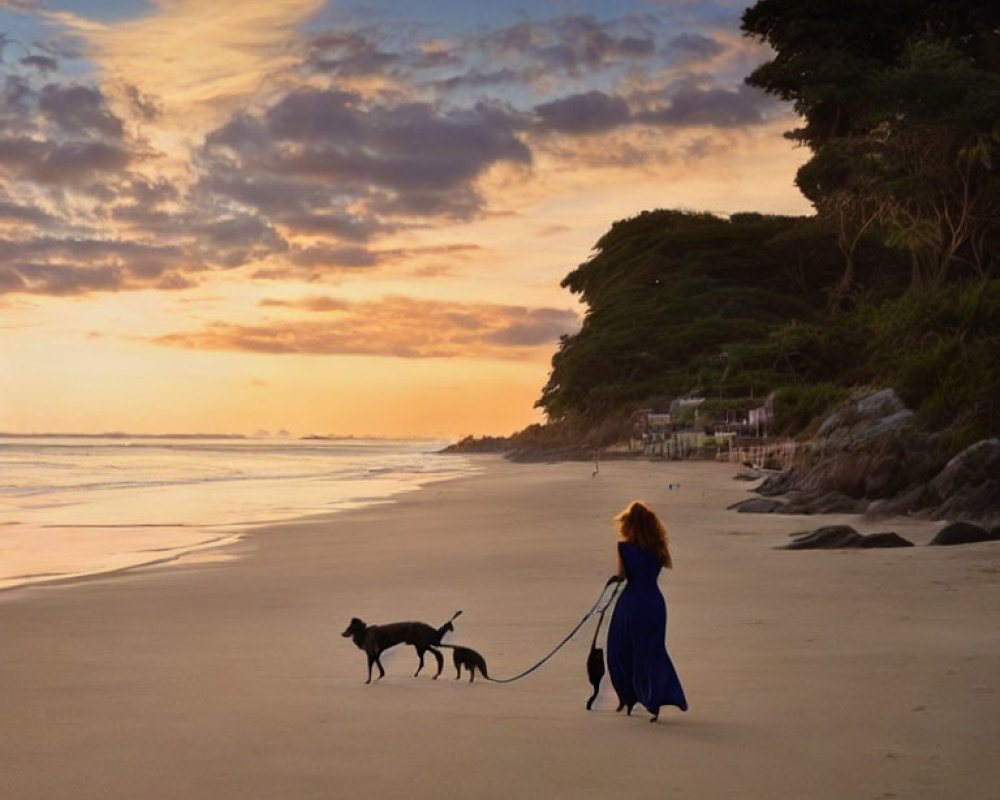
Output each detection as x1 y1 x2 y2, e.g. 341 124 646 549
2 457 998 799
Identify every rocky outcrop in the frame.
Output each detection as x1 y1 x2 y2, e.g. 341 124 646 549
866 438 1000 523
753 390 1000 525
729 490 864 515
779 525 913 550
928 521 1000 546
729 497 787 513
757 389 944 501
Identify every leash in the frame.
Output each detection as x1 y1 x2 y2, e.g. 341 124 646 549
486 580 622 684
590 579 620 649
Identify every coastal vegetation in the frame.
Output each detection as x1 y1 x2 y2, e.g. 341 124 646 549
515 0 1000 458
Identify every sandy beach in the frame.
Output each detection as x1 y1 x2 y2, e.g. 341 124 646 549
2 457 998 800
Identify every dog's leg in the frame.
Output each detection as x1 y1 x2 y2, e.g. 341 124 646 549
366 645 386 683
428 646 443 679
414 647 426 677
468 666 475 683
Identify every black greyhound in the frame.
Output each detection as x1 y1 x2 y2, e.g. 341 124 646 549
342 610 462 683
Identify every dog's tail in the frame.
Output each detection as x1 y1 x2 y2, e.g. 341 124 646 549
436 610 462 640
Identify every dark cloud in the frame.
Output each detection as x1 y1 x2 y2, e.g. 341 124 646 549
640 83 774 127
0 236 190 294
667 33 725 62
0 197 57 225
38 83 124 139
20 55 58 74
483 307 581 346
2 261 124 295
533 90 631 134
0 265 26 292
124 84 162 122
477 14 657 77
0 136 131 183
304 30 402 76
287 244 378 269
199 88 531 231
0 76 133 187
190 215 288 268
264 88 362 142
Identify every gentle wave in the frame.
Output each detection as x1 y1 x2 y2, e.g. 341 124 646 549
0 436 473 591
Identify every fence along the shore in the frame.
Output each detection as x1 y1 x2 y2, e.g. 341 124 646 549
634 430 798 470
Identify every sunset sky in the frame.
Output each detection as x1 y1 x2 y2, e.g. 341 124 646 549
0 0 811 438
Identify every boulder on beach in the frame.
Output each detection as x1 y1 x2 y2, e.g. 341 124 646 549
781 525 913 550
782 490 866 515
857 532 914 548
928 521 1000 546
728 497 787 513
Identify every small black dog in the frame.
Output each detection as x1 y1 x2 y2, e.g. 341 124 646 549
445 644 489 682
342 611 461 683
586 580 620 710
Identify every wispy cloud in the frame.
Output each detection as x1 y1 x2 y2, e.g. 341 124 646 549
155 295 580 359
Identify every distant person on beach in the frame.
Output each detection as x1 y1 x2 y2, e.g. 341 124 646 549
606 501 688 722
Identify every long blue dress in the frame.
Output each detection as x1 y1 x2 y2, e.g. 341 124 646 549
607 541 688 715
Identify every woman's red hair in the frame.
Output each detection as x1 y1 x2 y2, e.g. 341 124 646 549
615 501 672 568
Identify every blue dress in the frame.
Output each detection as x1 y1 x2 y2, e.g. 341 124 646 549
607 541 688 715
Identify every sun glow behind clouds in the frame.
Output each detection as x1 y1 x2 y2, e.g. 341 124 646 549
0 0 811 437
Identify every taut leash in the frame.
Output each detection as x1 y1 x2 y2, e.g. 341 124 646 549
486 581 621 684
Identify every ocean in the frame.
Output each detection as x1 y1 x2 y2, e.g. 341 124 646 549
0 436 475 592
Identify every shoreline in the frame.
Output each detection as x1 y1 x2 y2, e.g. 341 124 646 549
2 456 998 799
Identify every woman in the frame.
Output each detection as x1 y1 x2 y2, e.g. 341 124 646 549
606 500 688 722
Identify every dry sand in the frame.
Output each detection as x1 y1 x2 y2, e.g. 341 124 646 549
2 457 998 799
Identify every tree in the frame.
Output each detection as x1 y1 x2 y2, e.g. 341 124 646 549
743 0 1000 290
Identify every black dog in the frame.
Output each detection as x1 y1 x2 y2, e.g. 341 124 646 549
586 581 620 710
342 611 461 683
444 644 489 682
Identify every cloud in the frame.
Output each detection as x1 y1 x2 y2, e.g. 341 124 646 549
198 87 532 235
0 236 192 294
476 13 657 77
639 82 774 127
667 32 726 62
304 29 402 77
0 3 788 301
19 55 59 74
533 90 631 134
0 0 37 12
38 83 124 139
287 244 378 269
156 295 580 359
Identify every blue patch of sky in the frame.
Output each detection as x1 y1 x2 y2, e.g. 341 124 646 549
42 0 157 24
1 1 155 83
303 0 679 37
